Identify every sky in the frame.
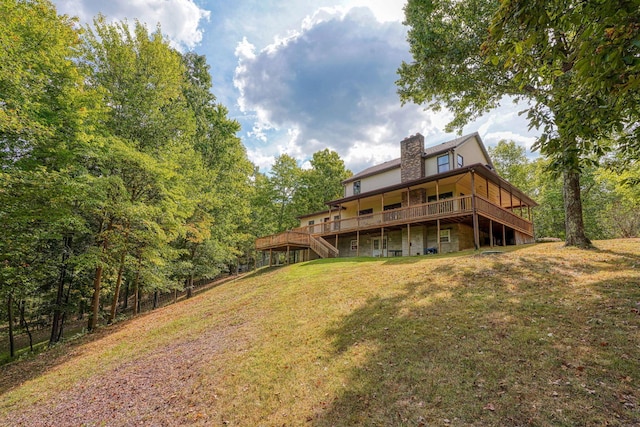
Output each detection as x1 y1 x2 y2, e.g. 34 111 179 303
51 0 540 174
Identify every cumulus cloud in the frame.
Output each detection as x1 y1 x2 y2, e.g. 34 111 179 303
54 0 210 50
234 7 451 172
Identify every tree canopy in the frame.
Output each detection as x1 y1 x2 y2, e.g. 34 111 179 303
397 0 639 248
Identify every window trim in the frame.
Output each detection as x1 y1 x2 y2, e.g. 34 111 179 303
353 180 361 195
437 154 450 173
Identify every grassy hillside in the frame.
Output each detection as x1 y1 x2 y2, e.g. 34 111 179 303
0 239 639 426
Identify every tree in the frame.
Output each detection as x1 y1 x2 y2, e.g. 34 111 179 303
397 0 638 248
1 0 96 349
297 149 352 214
268 154 303 232
487 141 533 193
80 17 197 330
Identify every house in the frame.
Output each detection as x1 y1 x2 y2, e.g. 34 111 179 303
255 132 536 263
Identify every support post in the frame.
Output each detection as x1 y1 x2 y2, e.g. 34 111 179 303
407 187 411 256
502 224 506 247
489 220 493 247
437 219 441 254
356 230 360 257
471 170 480 250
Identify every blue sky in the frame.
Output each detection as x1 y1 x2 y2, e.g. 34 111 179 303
52 0 539 173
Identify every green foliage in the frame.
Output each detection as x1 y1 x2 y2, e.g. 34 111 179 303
251 150 352 235
1 0 256 347
397 0 639 247
490 141 640 239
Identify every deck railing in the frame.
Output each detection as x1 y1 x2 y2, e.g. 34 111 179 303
255 231 310 250
257 195 533 251
474 195 533 234
295 195 475 236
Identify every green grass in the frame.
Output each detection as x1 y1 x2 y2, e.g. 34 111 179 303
1 239 639 426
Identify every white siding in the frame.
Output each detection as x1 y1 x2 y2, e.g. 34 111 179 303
345 167 401 196
455 136 490 167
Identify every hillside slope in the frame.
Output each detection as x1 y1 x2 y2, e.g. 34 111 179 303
1 240 639 426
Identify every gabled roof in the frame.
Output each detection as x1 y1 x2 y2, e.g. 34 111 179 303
342 132 493 184
423 132 494 170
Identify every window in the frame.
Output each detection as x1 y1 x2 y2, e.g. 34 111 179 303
350 240 358 251
308 220 315 225
427 192 453 202
457 154 464 168
437 154 450 173
359 208 373 215
333 215 340 230
384 203 402 211
439 229 451 243
353 180 361 195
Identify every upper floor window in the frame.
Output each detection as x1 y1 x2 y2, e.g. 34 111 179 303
308 220 315 225
353 180 361 195
457 154 464 168
437 154 450 173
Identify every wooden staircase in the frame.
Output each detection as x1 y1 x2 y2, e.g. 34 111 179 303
255 231 339 259
309 235 339 258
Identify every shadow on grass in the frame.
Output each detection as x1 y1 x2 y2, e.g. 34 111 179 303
313 249 640 426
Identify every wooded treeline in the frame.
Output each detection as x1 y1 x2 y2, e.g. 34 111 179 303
0 0 350 359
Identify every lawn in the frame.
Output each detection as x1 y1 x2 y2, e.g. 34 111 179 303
0 239 639 426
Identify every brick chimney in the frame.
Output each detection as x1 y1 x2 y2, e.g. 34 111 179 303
400 133 425 183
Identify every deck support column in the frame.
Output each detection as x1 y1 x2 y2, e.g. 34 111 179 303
489 220 494 247
437 219 441 254
286 245 290 265
381 227 385 257
406 187 411 256
502 224 506 247
269 249 273 267
356 230 360 257
471 170 480 250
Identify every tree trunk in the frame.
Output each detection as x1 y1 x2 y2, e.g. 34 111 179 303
19 301 33 352
133 258 141 316
58 277 74 342
122 280 129 310
563 169 592 248
108 252 126 324
186 274 193 299
152 290 159 309
89 220 112 331
7 294 14 358
51 235 71 345
88 264 103 331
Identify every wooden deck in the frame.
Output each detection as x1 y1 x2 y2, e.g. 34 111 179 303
255 195 533 254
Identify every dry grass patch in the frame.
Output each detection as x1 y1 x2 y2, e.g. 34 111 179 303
0 239 639 426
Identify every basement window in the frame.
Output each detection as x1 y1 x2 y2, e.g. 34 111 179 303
439 229 451 243
350 240 358 251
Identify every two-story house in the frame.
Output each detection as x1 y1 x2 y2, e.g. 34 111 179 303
256 132 536 263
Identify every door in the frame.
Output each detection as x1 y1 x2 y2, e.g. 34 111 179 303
372 237 387 257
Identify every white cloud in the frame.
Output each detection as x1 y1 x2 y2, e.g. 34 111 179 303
53 0 210 50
